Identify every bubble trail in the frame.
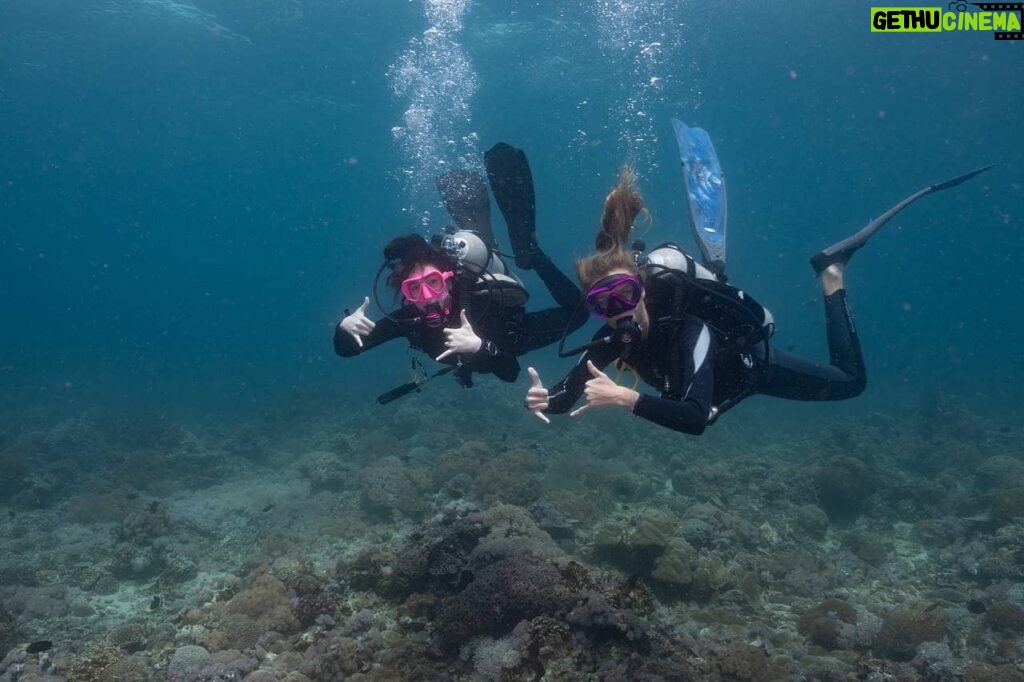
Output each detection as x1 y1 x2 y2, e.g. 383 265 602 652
387 0 480 232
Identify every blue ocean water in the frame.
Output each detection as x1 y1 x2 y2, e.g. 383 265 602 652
2 2 1024 678
1 0 1019 420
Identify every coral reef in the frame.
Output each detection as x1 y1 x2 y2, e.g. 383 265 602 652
990 485 1024 527
221 572 299 634
983 599 1024 635
107 621 149 653
434 555 574 647
167 645 211 681
874 602 950 661
814 455 877 523
1 393 1021 680
359 455 430 519
841 529 893 567
797 598 859 649
0 609 15 660
296 451 352 494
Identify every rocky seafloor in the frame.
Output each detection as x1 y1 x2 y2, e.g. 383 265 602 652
1 387 1023 681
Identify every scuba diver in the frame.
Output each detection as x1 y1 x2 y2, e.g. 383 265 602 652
335 142 587 403
524 120 992 433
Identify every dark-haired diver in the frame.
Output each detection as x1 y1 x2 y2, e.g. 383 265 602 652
525 121 992 432
335 143 587 401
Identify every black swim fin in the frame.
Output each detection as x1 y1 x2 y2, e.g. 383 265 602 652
484 142 538 270
810 164 995 275
436 170 496 249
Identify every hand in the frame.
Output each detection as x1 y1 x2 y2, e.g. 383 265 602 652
436 310 483 361
525 367 550 424
570 361 639 417
340 296 375 348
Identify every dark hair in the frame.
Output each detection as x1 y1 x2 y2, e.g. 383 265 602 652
575 166 649 291
382 234 451 292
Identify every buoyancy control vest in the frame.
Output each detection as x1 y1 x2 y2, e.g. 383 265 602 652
640 243 775 422
641 242 774 351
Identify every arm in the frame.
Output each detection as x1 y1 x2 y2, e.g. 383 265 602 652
631 320 715 435
544 335 620 414
455 338 520 382
461 306 521 383
435 307 521 382
334 314 405 357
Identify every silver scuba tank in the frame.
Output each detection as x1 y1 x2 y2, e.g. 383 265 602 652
445 230 529 308
643 243 774 341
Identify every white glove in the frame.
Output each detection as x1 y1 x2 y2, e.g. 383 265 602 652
436 310 483 361
524 367 551 424
340 296 375 348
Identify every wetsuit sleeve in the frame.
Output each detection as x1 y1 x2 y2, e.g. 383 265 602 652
631 320 715 435
334 315 405 357
459 338 520 383
447 304 521 382
544 333 620 414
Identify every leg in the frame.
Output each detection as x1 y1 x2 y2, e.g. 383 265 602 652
785 165 993 395
532 252 585 313
758 264 866 401
511 254 588 354
513 309 576 354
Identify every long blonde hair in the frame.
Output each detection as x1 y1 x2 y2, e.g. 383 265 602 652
576 166 649 290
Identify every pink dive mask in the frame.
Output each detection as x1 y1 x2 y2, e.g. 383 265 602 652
401 267 454 304
401 267 454 328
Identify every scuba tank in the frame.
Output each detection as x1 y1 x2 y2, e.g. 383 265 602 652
641 242 774 351
440 229 528 309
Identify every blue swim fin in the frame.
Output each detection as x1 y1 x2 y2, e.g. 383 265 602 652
673 118 727 277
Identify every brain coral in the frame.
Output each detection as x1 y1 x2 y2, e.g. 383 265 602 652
433 556 573 648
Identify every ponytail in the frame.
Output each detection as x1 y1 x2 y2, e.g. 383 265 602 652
577 166 648 290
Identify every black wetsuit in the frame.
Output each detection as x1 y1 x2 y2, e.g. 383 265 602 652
335 252 586 385
545 288 866 434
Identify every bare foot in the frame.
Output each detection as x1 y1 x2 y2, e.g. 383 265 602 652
820 263 845 296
